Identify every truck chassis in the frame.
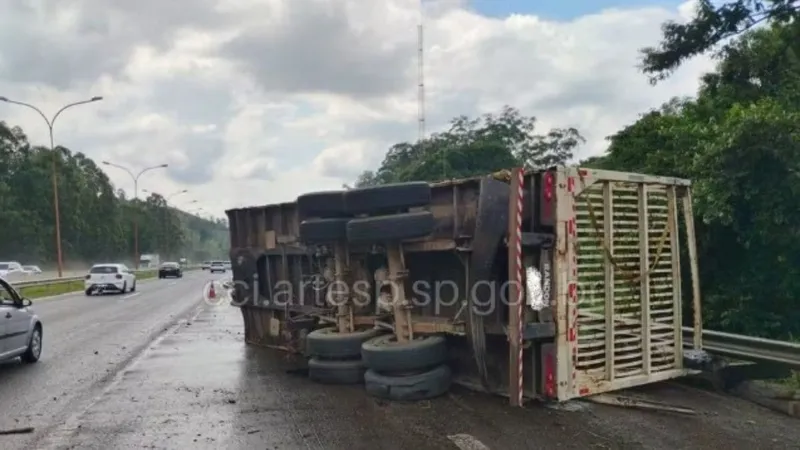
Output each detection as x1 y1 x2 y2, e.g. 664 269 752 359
226 166 703 404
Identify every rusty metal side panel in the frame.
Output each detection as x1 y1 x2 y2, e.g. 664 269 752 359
226 202 301 249
227 203 305 310
427 178 481 240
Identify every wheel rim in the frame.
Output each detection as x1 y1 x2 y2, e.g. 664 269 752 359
31 329 41 358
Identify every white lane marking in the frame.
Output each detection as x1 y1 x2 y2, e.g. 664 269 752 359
121 292 140 300
448 434 491 450
168 281 177 286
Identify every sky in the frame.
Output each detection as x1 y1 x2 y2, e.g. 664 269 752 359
0 0 714 220
470 0 684 19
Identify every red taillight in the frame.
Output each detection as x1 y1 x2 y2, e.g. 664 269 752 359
544 350 555 398
115 274 123 279
543 172 554 201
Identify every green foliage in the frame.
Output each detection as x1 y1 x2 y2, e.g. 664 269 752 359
355 106 583 186
593 22 800 339
641 0 800 83
0 122 228 267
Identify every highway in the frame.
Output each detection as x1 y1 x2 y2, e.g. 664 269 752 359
1 272 799 449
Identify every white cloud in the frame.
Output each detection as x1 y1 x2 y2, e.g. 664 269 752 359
0 0 713 218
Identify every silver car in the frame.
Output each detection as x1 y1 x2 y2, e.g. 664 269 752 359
0 276 43 364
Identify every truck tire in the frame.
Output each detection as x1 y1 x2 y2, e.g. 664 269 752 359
364 365 452 401
361 334 447 373
306 327 383 359
347 212 434 244
345 182 431 215
299 218 349 243
308 358 365 384
297 191 348 218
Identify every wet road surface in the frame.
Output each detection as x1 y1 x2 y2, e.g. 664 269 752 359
2 273 799 449
0 270 218 448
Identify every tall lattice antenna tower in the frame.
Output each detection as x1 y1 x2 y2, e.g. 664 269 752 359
417 1 426 145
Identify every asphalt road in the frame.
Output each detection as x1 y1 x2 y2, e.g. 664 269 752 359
1 271 799 449
0 270 216 449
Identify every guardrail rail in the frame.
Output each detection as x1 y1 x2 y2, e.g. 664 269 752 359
684 327 800 370
9 266 200 288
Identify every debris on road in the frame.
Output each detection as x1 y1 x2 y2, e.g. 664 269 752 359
0 427 34 435
587 393 697 415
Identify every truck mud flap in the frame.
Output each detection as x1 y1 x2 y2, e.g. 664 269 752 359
467 176 510 389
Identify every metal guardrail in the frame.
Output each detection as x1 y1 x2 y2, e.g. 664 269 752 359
10 266 200 289
683 327 800 370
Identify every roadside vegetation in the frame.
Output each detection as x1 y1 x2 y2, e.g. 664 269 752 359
355 2 800 342
0 124 229 266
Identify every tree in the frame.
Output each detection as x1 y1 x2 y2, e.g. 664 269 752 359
592 22 800 339
640 0 800 83
356 106 584 186
0 121 229 267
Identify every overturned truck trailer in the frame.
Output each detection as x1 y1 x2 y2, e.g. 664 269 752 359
226 166 704 404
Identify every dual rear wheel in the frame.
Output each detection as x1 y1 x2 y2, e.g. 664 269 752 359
305 328 452 401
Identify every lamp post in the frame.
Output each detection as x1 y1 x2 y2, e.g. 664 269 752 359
0 95 103 277
102 161 168 269
143 188 188 202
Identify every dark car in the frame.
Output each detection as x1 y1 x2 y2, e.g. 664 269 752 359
158 262 183 279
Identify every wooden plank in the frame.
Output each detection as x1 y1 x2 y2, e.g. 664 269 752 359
603 181 615 380
638 184 652 375
682 188 703 349
668 186 683 366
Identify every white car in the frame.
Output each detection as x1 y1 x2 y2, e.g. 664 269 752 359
0 276 43 364
209 261 226 273
0 261 24 278
84 264 137 295
22 265 42 275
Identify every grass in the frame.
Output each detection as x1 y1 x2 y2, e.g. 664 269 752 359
19 269 161 300
777 371 800 389
20 280 86 299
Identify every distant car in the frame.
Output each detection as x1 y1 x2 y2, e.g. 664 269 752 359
209 261 226 273
158 262 183 279
0 276 43 364
22 265 42 275
201 261 211 270
84 263 136 295
0 261 24 278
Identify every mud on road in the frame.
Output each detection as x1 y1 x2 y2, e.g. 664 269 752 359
7 295 794 450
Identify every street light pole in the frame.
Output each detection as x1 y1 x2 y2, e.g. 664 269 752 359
0 95 103 277
102 161 168 269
